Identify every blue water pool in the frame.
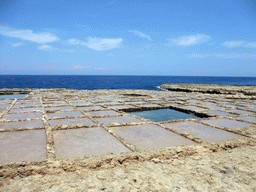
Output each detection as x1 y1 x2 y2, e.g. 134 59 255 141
0 94 28 99
128 108 201 122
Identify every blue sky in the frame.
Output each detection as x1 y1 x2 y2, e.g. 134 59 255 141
0 0 255 76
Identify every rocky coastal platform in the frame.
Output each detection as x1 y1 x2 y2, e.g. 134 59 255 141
0 85 256 191
160 83 256 96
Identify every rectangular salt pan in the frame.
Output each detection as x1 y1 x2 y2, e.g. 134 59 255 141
110 124 194 150
87 110 119 116
226 110 254 115
77 106 103 110
109 105 135 109
181 106 205 111
2 112 43 120
97 116 143 124
9 107 42 113
205 110 231 116
0 120 44 130
0 130 47 165
201 119 251 129
236 117 256 123
128 108 200 122
163 121 240 143
47 111 83 119
53 127 130 159
48 117 95 126
45 106 74 112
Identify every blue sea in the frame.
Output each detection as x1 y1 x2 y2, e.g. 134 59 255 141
0 75 255 90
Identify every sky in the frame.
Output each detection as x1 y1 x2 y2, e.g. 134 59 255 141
0 0 256 76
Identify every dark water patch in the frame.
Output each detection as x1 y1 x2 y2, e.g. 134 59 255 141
127 108 201 122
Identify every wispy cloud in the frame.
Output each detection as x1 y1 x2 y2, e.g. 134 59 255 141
10 42 23 47
68 37 123 51
128 30 152 41
68 38 80 45
189 52 256 59
170 34 210 46
83 37 122 50
222 41 256 48
38 45 53 51
0 26 58 44
216 53 256 58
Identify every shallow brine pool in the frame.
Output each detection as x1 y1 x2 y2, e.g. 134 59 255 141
128 108 201 122
0 94 28 99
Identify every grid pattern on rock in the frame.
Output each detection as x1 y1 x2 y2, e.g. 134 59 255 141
0 88 255 165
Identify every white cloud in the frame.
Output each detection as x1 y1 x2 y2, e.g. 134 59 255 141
10 42 23 47
68 37 122 51
68 38 80 45
82 37 122 51
0 26 58 44
128 30 152 41
222 41 256 48
38 44 53 51
170 34 210 46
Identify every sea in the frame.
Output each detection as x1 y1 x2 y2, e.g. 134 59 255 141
0 75 255 90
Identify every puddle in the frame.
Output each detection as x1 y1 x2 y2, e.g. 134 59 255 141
127 108 201 122
0 94 28 100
